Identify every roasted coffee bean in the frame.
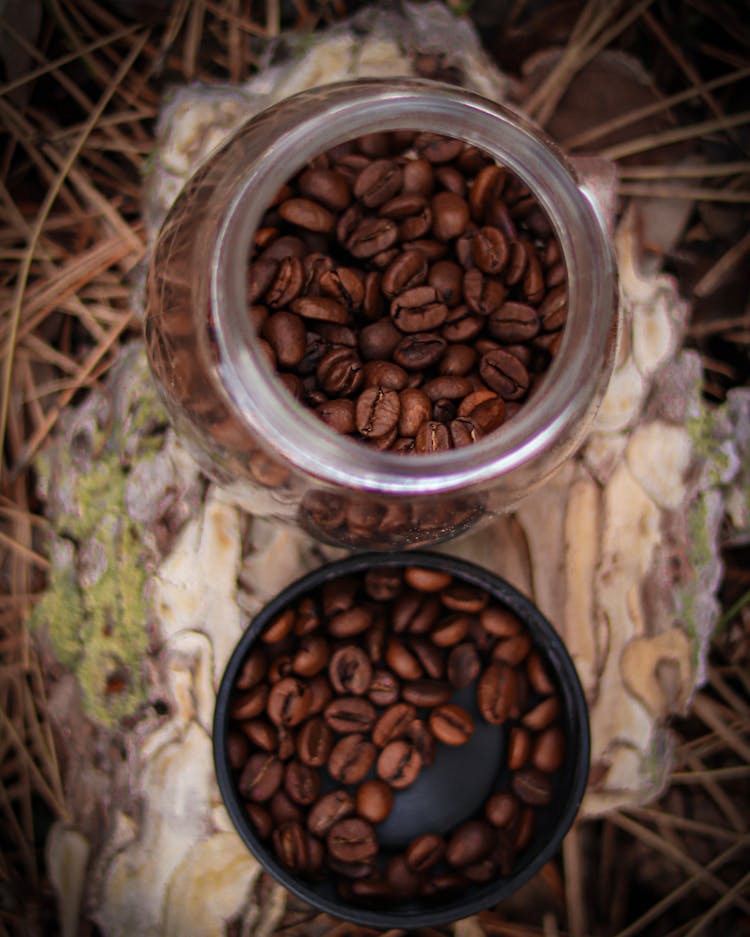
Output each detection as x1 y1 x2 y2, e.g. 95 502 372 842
522 696 560 730
481 603 522 636
316 346 363 396
279 198 336 234
431 191 470 241
508 726 532 770
348 217 399 258
415 420 451 452
230 685 269 720
385 854 423 897
328 605 373 638
356 779 394 823
291 295 349 324
527 651 556 695
485 791 520 828
267 677 312 727
409 637 444 679
329 645 372 696
479 348 530 399
403 679 453 708
377 739 422 789
368 668 400 707
446 819 494 867
390 287 448 333
478 661 518 724
439 343 476 376
296 717 334 767
292 634 328 677
307 673 333 715
468 395 505 433
397 388 431 436
327 817 378 863
463 268 506 316
247 802 273 840
402 157 434 196
239 752 283 802
324 696 377 734
236 649 267 690
285 760 321 805
492 632 532 665
488 301 539 343
431 613 471 646
385 637 422 680
307 789 354 837
393 332 447 371
361 359 408 390
381 250 429 298
404 567 451 592
472 226 508 275
532 726 566 772
227 730 249 769
354 159 403 208
241 718 277 752
359 317 402 360
428 260 464 306
316 398 355 433
416 132 464 164
263 607 296 644
469 164 506 220
273 820 309 872
512 767 554 806
373 702 418 747
405 833 446 872
266 256 305 308
298 167 352 212
445 642 480 688
407 717 436 766
328 733 377 784
355 387 400 438
429 703 474 745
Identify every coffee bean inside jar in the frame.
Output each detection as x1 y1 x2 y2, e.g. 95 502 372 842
225 562 570 905
248 132 567 453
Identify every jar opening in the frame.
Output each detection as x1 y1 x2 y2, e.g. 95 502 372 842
212 79 616 495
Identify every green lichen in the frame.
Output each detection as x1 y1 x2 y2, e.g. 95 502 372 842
687 410 731 487
678 493 714 670
30 347 169 727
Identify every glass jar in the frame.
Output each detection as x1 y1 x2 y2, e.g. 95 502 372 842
144 78 617 549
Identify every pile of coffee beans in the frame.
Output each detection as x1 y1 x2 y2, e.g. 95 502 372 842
247 131 567 453
225 565 568 904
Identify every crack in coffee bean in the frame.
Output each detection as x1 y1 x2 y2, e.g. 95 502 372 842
226 565 570 906
246 132 566 454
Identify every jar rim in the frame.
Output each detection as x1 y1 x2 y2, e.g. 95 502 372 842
212 78 617 495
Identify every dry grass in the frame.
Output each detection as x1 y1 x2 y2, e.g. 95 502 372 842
0 1 748 935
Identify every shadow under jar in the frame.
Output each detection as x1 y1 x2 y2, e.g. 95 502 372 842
145 79 618 549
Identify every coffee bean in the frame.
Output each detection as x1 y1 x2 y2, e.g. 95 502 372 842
485 791 520 828
328 733 377 784
273 820 309 872
329 645 372 696
361 360 408 390
429 703 474 745
247 802 273 840
307 673 333 715
532 726 566 773
431 192 470 241
285 760 321 805
267 677 312 727
359 318 402 360
405 833 446 872
478 661 518 724
492 632 532 665
373 702 417 747
398 387 432 436
348 217 399 258
227 730 249 770
292 634 328 677
356 779 394 823
415 420 451 452
438 343 476 376
381 250 428 298
449 417 482 447
446 642 480 689
385 637 422 680
291 296 350 324
377 739 422 789
488 301 539 343
385 854 423 897
263 607 296 644
279 198 336 234
327 817 378 863
416 132 464 164
236 649 267 690
431 613 470 646
354 159 403 208
390 286 448 333
428 260 464 305
324 696 377 734
239 752 283 801
307 789 354 837
523 695 560 730
469 164 506 221
463 268 507 316
527 651 556 695
355 387 400 438
230 685 269 720
472 226 508 275
446 819 494 867
296 717 334 767
481 604 522 636
240 719 279 752
315 346 363 396
328 605 373 638
512 767 553 806
479 348 530 399
393 331 447 371
368 668 400 707
508 726 532 770
298 167 352 212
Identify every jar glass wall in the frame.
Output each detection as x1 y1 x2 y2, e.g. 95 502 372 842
145 79 618 548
